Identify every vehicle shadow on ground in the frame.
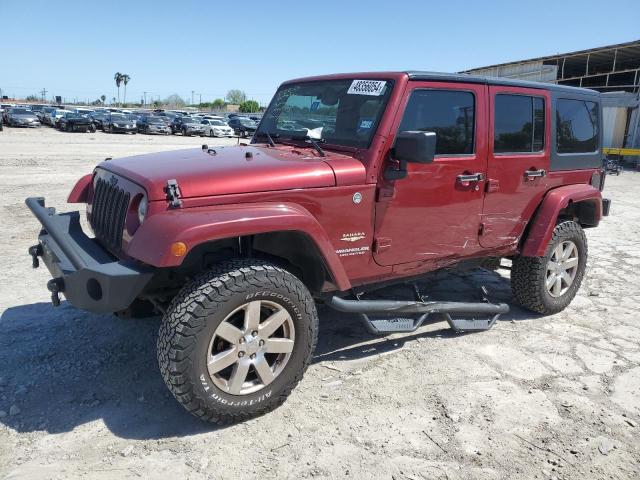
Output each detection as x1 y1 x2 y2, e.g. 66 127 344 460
0 269 539 439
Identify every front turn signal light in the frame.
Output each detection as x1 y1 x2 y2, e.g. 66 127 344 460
170 242 187 257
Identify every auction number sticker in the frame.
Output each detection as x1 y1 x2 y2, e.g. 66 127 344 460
347 80 386 96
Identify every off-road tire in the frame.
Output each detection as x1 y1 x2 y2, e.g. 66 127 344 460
157 259 318 424
511 220 588 315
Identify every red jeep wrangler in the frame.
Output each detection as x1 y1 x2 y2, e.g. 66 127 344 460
27 72 610 423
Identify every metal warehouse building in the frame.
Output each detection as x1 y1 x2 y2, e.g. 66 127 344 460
463 40 640 162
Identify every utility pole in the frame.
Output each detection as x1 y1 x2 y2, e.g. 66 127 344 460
191 90 194 105
143 91 147 105
40 88 47 102
199 93 202 105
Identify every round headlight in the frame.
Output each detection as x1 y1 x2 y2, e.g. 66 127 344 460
137 196 148 224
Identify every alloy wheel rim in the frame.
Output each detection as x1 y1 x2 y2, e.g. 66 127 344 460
545 240 579 297
206 300 295 395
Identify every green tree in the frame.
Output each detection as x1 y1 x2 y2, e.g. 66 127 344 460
100 95 106 104
25 94 40 102
212 98 226 109
114 72 123 104
239 100 260 113
226 89 246 104
164 94 186 108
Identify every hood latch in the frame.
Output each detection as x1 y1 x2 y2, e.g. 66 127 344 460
165 179 183 208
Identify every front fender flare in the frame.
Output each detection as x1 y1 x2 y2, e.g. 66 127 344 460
521 184 602 257
127 202 351 291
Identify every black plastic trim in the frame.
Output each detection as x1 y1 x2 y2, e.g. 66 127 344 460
26 197 153 314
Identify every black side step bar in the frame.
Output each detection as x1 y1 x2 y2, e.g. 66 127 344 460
327 296 509 335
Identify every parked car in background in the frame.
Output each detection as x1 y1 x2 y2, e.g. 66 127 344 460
227 116 257 137
7 108 41 127
170 116 206 136
201 118 234 137
137 115 172 134
41 107 57 126
51 109 69 128
103 113 137 134
89 111 109 130
58 112 95 132
73 108 94 117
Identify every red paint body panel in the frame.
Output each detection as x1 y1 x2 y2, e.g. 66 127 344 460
522 184 602 257
480 86 552 248
128 201 352 290
99 145 355 200
67 174 92 203
373 81 489 266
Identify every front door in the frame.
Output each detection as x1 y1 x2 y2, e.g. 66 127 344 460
479 86 551 248
373 82 488 266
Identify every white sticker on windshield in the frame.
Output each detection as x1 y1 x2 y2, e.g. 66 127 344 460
347 80 386 96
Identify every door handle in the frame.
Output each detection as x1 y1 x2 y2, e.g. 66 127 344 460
457 173 484 183
524 169 546 179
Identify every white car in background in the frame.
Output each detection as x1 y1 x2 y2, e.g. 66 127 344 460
201 118 234 137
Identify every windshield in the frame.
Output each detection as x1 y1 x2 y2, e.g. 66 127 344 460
256 79 393 148
148 117 164 124
66 113 83 119
111 114 130 121
11 108 31 115
210 120 225 126
183 117 198 123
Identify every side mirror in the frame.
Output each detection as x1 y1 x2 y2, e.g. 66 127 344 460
395 130 436 164
384 131 436 180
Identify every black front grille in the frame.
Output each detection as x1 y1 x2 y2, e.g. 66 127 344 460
90 177 130 251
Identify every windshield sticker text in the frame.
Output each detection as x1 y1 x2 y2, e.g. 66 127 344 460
347 80 386 96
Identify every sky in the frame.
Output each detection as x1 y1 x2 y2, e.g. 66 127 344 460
1 0 638 106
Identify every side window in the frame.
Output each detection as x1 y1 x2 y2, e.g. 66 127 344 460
494 94 545 153
398 90 474 155
556 99 599 154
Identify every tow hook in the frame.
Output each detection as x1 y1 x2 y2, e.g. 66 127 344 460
28 244 43 268
47 278 64 307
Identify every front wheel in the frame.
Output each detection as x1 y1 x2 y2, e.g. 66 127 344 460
158 260 318 424
511 220 587 315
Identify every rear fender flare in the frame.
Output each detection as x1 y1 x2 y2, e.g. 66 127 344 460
521 184 602 257
127 202 351 290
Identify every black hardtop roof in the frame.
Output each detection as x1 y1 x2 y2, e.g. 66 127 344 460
406 71 600 97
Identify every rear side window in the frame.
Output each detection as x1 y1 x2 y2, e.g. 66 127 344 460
398 90 475 155
494 94 545 153
556 99 599 154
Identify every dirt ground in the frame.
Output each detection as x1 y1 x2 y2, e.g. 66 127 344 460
0 127 639 480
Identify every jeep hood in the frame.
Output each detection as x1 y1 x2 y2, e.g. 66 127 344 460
99 145 365 200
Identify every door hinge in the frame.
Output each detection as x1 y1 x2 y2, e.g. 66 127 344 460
376 186 395 202
165 179 183 208
373 237 392 253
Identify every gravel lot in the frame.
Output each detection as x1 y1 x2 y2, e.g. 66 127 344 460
1 127 639 479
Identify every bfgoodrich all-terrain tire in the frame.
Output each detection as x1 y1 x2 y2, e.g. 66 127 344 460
511 220 588 315
158 260 318 424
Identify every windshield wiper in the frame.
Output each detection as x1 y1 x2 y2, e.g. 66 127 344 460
287 135 326 157
255 130 276 147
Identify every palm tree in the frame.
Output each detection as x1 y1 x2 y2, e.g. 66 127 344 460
100 95 106 104
114 72 123 105
121 74 131 105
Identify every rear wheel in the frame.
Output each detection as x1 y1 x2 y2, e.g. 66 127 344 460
511 221 587 315
158 260 318 424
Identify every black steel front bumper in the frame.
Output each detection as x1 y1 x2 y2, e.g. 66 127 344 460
25 197 153 314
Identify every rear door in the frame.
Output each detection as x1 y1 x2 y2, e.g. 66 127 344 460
479 86 551 248
373 81 488 266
